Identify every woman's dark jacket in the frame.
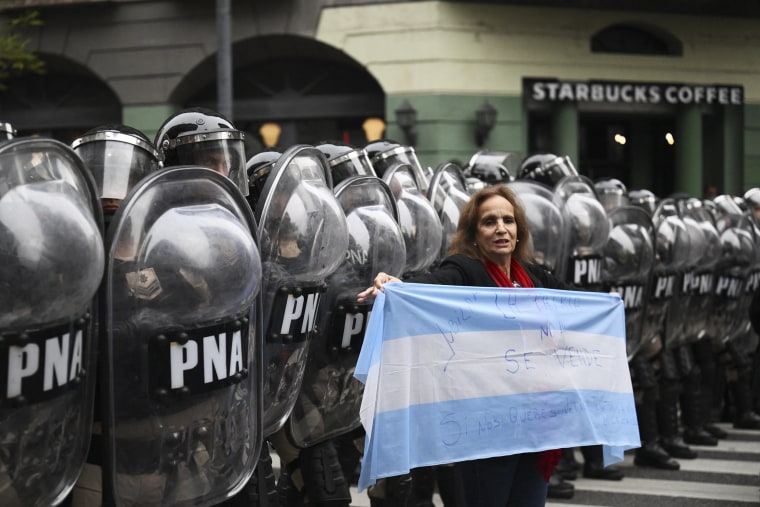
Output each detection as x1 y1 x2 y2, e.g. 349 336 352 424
408 253 570 291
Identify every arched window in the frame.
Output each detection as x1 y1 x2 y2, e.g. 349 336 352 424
591 23 682 56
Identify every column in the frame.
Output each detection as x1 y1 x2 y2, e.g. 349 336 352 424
552 102 578 164
674 105 702 197
722 105 744 195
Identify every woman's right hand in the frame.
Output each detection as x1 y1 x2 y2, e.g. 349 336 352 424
356 272 402 303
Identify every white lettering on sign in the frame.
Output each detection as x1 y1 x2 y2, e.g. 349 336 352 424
169 331 244 389
653 275 675 299
6 329 84 399
281 292 321 335
573 258 601 285
528 80 743 106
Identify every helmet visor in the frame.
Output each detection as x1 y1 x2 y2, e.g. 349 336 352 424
75 138 159 200
176 136 249 196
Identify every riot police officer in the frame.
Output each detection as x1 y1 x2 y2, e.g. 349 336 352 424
69 124 161 506
1 135 104 506
539 166 625 482
154 106 249 195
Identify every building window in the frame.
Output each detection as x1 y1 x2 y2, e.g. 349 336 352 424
591 23 682 56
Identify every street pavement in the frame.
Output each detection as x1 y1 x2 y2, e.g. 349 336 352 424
273 423 759 506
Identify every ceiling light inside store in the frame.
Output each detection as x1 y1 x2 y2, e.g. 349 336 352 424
665 132 675 145
614 133 626 145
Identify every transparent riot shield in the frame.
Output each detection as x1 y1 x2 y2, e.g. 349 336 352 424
705 196 756 347
104 166 262 507
383 163 443 277
599 206 655 360
676 198 722 346
734 201 760 354
637 198 691 357
426 162 471 262
0 137 104 506
552 175 610 289
253 145 349 437
507 179 566 275
287 176 406 448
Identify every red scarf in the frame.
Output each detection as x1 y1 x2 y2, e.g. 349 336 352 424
484 257 562 483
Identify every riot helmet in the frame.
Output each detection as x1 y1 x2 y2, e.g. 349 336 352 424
744 187 760 222
464 150 520 185
155 107 248 195
246 149 282 211
518 153 579 188
629 189 658 216
72 124 160 216
594 178 628 212
364 139 401 162
366 139 431 191
316 141 376 187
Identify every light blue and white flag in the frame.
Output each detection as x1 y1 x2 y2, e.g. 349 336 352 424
355 283 640 491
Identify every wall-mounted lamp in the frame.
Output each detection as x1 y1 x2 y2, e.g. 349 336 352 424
475 100 498 147
362 117 386 142
259 122 282 148
395 100 418 146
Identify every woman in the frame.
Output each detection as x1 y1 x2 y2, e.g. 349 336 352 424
358 185 566 507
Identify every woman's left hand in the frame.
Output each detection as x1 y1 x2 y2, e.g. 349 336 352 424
357 272 402 303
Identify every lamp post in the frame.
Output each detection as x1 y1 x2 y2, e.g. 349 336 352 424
475 100 498 147
394 100 418 146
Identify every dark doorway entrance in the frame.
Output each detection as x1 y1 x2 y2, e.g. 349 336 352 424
578 113 676 196
528 111 677 197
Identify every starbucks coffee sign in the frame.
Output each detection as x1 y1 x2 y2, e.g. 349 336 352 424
525 78 743 106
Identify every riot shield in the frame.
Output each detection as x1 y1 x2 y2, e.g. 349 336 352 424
0 137 104 506
507 180 566 274
705 196 756 346
253 145 349 437
552 175 610 289
637 198 691 357
104 166 263 506
382 163 443 277
599 206 655 359
426 162 470 261
287 176 406 448
734 200 760 354
675 198 722 346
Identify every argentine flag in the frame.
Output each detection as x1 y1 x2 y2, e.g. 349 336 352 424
355 283 640 491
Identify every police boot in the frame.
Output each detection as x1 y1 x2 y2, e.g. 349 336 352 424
694 338 725 433
223 448 280 507
300 440 352 507
634 391 680 470
680 376 718 446
581 445 624 480
369 474 413 507
435 464 466 507
334 429 363 486
277 461 307 507
410 466 436 507
729 376 760 430
547 471 574 499
553 448 579 480
657 382 697 459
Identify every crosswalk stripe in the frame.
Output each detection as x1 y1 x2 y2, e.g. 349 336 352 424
279 423 760 506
